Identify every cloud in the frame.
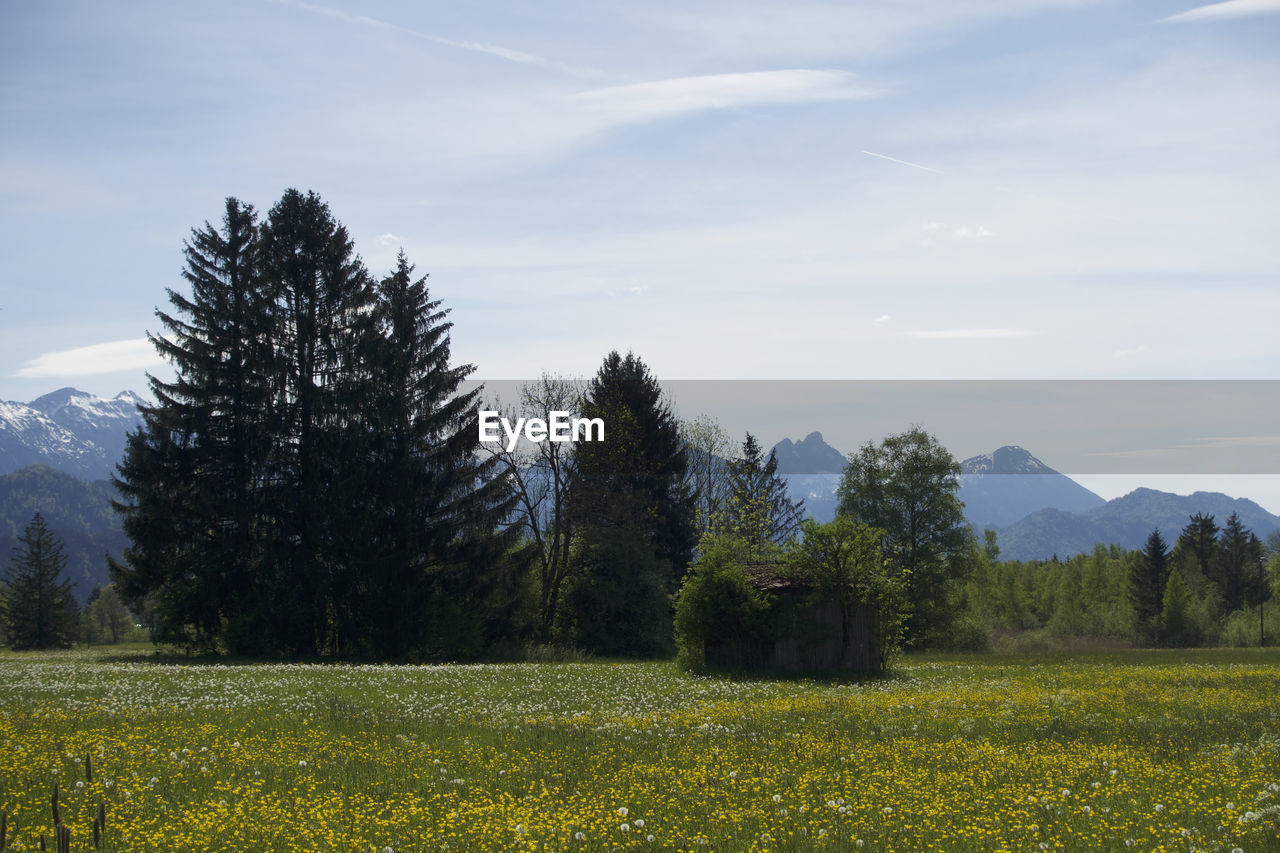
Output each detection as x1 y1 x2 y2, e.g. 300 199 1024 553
861 149 945 175
575 70 878 125
872 314 892 326
1162 0 1280 22
910 329 1037 340
275 0 596 75
13 339 164 378
1113 345 1151 359
377 233 402 247
953 226 994 239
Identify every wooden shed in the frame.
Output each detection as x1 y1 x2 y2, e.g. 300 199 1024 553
703 563 885 674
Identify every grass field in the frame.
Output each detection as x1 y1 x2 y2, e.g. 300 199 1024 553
1 649 1278 852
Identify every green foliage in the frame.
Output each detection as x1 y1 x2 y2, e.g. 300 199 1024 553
80 584 136 645
1160 567 1200 648
783 517 908 668
711 433 804 552
1130 528 1170 644
3 513 79 650
112 191 524 660
835 427 975 647
0 465 128 600
557 524 672 659
673 533 776 671
570 351 696 593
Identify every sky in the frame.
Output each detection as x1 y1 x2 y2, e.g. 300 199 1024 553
2 0 1278 505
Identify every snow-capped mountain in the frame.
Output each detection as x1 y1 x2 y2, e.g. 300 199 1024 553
0 388 145 481
958 445 1106 529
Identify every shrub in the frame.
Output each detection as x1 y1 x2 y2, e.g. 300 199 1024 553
674 534 774 671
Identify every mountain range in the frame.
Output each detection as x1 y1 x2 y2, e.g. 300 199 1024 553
768 434 1280 561
2 388 1277 570
0 387 145 481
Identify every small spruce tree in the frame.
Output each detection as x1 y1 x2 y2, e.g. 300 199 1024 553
3 513 79 650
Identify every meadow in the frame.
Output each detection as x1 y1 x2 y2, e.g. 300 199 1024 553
1 649 1278 852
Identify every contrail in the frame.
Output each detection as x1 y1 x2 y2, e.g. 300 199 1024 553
860 149 945 175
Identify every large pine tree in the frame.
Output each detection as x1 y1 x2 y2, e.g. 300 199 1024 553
561 351 695 656
341 251 522 659
4 513 79 650
258 189 378 656
113 197 273 651
114 190 524 659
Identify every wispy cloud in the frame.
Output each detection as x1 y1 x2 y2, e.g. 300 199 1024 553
1162 0 1280 22
274 0 597 75
872 314 892 326
14 339 163 378
910 329 1037 340
861 149 945 175
575 70 878 125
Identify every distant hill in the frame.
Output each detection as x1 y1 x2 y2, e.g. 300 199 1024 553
958 445 1106 530
996 487 1280 562
771 432 847 475
772 437 1111 531
0 388 144 481
0 464 127 603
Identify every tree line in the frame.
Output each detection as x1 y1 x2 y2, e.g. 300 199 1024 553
17 188 1273 661
90 189 982 662
964 513 1279 649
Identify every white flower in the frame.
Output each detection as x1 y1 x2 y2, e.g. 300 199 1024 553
728 771 737 779
617 807 628 818
514 823 527 837
646 835 655 842
620 823 630 832
634 819 644 828
75 781 84 790
855 841 865 849
883 806 893 815
1154 803 1164 813
574 832 585 841
298 760 307 767
772 794 782 803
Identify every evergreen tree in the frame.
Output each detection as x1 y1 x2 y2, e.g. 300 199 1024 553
113 197 272 652
714 433 804 553
561 352 695 656
3 513 78 650
1160 567 1198 647
114 190 524 660
835 427 975 648
1130 528 1170 644
570 351 697 588
1172 513 1219 597
258 189 378 656
343 251 523 659
1215 512 1266 615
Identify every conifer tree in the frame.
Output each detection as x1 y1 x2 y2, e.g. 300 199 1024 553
562 351 695 656
571 351 696 587
342 251 522 658
112 198 273 651
1130 528 1170 644
1215 512 1266 615
716 432 805 552
257 189 378 656
3 513 78 650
